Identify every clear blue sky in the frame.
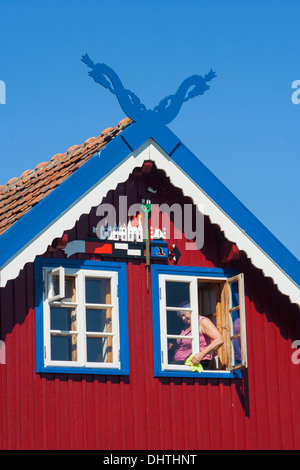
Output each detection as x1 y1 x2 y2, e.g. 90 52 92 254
0 0 299 259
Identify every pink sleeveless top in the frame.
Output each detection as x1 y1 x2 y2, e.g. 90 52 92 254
173 316 212 362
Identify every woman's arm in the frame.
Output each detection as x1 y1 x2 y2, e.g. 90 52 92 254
191 317 224 365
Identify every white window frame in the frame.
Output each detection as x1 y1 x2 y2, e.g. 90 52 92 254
43 267 120 370
47 266 65 302
159 274 226 372
226 273 247 370
158 272 247 374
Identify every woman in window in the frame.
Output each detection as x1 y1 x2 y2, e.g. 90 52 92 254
170 303 224 370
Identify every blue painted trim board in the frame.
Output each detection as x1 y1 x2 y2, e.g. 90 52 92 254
34 258 130 375
150 264 242 379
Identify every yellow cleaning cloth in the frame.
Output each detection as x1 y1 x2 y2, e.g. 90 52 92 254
185 355 203 372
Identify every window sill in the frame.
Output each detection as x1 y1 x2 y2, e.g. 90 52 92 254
155 369 243 379
36 365 130 376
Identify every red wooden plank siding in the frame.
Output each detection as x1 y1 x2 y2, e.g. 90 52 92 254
0 169 299 450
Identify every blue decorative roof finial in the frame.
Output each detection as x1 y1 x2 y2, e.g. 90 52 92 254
82 54 216 126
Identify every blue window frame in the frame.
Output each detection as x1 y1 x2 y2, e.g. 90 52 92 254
35 258 129 375
151 264 246 379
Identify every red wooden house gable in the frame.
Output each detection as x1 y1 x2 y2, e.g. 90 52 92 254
0 130 299 450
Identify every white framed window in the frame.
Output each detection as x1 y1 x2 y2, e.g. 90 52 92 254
47 266 65 302
159 274 200 372
35 259 129 375
151 265 247 378
222 274 247 371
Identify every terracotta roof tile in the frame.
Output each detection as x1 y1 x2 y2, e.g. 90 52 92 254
0 118 132 236
51 153 64 161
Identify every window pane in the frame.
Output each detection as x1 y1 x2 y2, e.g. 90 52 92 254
168 336 192 365
85 278 111 304
167 309 190 335
50 272 73 301
52 275 60 297
167 338 178 364
51 335 76 361
229 281 239 308
232 336 241 364
86 337 112 363
50 306 76 331
86 308 112 333
165 281 190 308
198 282 217 316
231 310 241 364
230 308 240 335
64 276 76 302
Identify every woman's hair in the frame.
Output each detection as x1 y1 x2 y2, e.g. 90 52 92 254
177 301 190 316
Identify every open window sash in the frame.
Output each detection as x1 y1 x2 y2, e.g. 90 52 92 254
47 266 65 302
223 274 247 371
159 275 200 371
